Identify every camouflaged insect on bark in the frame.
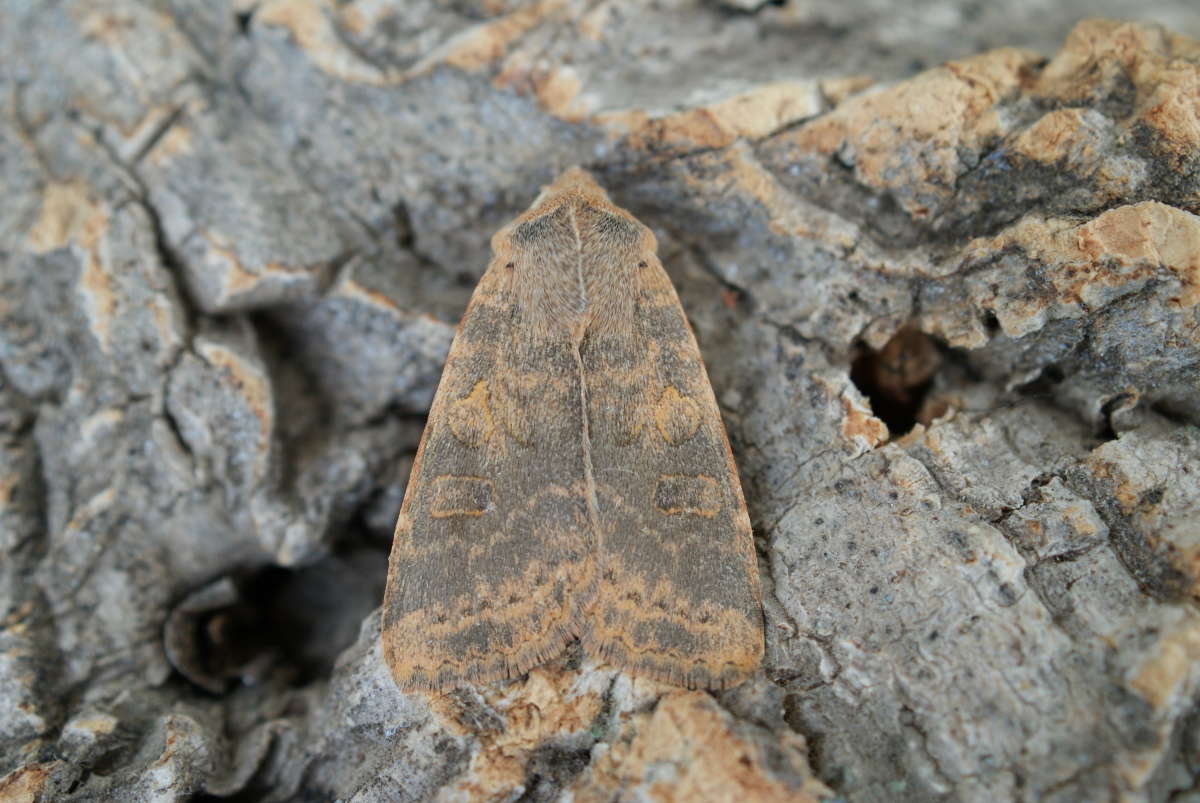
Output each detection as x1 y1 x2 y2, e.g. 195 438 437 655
381 169 764 692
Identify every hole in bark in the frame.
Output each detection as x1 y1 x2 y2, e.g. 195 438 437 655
1015 363 1065 398
1150 399 1196 428
166 548 387 692
1097 392 1136 442
249 549 387 683
849 327 943 436
393 202 416 249
712 0 786 15
783 694 842 788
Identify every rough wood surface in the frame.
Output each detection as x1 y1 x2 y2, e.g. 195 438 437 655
1 2 1199 801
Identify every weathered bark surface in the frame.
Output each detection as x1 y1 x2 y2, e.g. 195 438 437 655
2 2 1199 801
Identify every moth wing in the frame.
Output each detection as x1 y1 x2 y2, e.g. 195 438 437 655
580 217 763 689
381 261 593 692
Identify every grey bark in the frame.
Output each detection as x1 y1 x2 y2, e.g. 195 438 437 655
2 1 1199 801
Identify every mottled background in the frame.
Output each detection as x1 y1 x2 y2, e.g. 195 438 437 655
2 2 1199 801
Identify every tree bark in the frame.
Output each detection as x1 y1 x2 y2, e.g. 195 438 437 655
2 3 1199 801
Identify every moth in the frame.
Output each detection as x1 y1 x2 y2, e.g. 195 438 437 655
382 168 763 691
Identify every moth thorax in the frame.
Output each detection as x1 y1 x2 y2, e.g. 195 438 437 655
508 201 643 337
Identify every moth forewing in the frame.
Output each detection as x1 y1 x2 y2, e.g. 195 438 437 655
382 168 763 692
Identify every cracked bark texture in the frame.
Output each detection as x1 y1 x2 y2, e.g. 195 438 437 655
2 2 1200 801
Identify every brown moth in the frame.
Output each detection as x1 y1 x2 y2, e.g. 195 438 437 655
381 168 763 691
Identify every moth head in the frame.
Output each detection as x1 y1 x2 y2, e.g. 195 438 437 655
529 166 613 210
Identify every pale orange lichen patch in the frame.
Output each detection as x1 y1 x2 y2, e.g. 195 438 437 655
0 472 19 506
892 422 930 450
812 374 888 451
530 65 585 122
198 232 311 308
775 47 1038 217
1061 503 1105 539
196 339 274 482
335 1 368 36
703 81 826 140
917 423 952 467
150 294 185 357
1 601 35 630
1136 61 1200 155
963 202 1200 336
335 0 407 37
917 392 961 426
576 2 613 41
67 5 200 140
1075 202 1200 308
27 181 105 254
1011 108 1103 164
1035 19 1174 101
599 81 823 152
432 665 607 800
1034 20 1200 156
72 0 190 59
1127 610 1200 713
1087 432 1200 597
78 259 118 354
682 144 860 250
407 0 562 77
198 234 254 297
257 0 396 85
688 145 780 213
820 74 876 106
1086 447 1140 515
258 260 306 289
493 56 589 121
915 310 990 350
335 276 403 314
796 47 1035 157
572 691 828 803
63 712 120 738
0 761 62 803
840 393 888 451
26 181 121 350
